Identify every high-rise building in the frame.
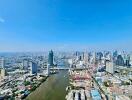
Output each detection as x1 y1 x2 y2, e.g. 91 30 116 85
46 64 50 76
92 52 96 64
116 55 124 66
0 58 5 68
75 51 79 56
84 52 89 64
97 52 103 60
106 60 114 74
125 60 130 67
79 56 82 61
123 55 130 67
82 52 85 60
22 59 29 70
29 61 37 75
0 58 6 79
129 54 132 66
0 68 7 79
113 50 118 58
48 50 54 66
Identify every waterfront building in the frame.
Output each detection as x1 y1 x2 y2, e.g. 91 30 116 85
46 64 50 76
29 61 37 75
48 50 54 66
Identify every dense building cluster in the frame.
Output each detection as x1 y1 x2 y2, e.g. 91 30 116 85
66 51 132 100
0 50 132 100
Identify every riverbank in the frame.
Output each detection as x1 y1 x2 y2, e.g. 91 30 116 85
0 75 49 100
14 75 49 100
26 70 69 100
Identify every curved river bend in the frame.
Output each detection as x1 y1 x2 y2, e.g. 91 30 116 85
26 70 69 100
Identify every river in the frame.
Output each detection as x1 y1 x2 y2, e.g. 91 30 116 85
26 70 69 100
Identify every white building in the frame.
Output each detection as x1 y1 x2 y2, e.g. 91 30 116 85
92 52 96 64
84 52 89 64
106 61 114 74
0 58 5 68
46 64 50 76
0 68 7 78
68 59 73 68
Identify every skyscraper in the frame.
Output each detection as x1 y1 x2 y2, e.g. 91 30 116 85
23 59 29 70
124 55 130 67
46 64 50 76
116 55 124 66
0 69 7 79
29 61 37 75
97 52 103 60
113 50 118 58
48 50 54 66
106 60 114 74
129 54 132 66
0 58 5 69
84 52 89 64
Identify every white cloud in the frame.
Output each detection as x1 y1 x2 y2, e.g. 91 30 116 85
0 17 5 23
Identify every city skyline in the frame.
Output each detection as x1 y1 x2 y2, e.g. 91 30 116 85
0 0 132 52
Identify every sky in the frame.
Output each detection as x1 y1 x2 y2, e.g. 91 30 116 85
0 0 132 52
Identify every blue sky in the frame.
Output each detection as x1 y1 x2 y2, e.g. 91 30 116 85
0 0 132 51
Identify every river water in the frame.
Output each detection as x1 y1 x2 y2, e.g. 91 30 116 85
26 70 69 100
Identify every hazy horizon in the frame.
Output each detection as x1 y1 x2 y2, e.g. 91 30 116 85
0 0 132 52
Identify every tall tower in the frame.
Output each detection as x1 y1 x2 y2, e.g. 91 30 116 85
23 59 29 70
106 60 114 74
0 58 5 68
0 69 7 78
129 54 132 66
93 52 96 64
46 64 50 76
116 55 124 66
29 61 37 75
84 52 89 64
48 50 54 66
